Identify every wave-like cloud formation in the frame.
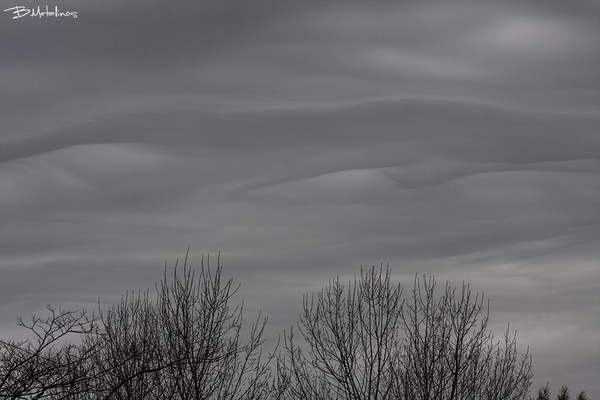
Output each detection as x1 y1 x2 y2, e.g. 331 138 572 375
1 0 598 396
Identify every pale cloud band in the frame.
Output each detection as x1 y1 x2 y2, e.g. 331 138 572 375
1 0 598 396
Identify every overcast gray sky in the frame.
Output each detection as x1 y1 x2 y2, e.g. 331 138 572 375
1 0 598 396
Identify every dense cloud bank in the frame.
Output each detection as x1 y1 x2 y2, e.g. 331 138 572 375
1 0 598 395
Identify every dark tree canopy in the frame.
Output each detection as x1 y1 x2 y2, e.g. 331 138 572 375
532 384 588 400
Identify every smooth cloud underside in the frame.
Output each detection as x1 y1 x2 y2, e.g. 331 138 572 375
0 144 193 215
1 0 599 396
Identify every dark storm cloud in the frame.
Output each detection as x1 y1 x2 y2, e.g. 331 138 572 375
1 0 598 396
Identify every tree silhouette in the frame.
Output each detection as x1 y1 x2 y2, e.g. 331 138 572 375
8 256 588 400
0 306 98 399
556 385 570 400
534 383 551 400
279 268 533 400
530 384 588 400
0 253 275 399
398 276 532 400
279 266 403 399
88 253 275 399
576 391 588 400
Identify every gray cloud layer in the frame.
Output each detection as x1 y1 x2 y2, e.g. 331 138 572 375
1 0 598 395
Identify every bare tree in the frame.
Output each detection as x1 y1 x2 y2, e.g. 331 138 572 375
280 266 404 400
85 290 164 399
397 275 533 400
1 252 276 400
279 269 533 400
0 306 98 399
86 252 275 400
153 253 274 399
1 259 539 400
